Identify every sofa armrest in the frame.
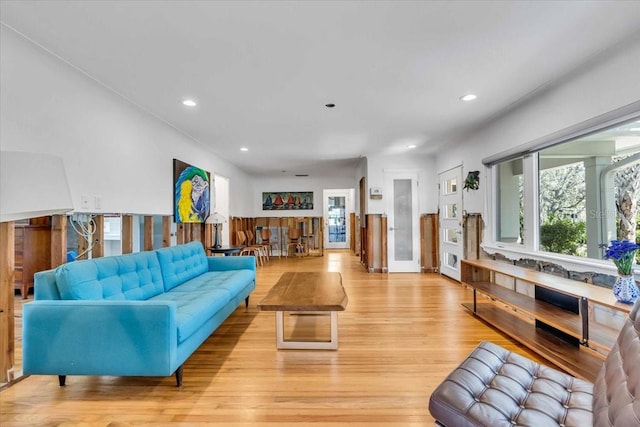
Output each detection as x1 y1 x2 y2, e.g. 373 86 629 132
34 268 61 300
207 255 256 272
23 300 178 377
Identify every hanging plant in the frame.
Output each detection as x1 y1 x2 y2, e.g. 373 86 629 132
463 171 480 191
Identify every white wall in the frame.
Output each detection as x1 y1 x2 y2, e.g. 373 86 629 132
252 175 356 217
0 25 254 217
435 33 640 217
365 153 437 215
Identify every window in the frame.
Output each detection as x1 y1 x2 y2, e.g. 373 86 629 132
492 116 640 261
496 157 524 245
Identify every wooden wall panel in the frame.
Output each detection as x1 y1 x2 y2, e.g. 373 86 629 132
0 222 15 383
350 213 356 253
421 213 439 273
92 215 104 258
50 215 67 268
162 216 172 247
77 227 89 261
381 215 388 273
144 216 154 251
463 213 483 261
204 223 213 252
176 223 185 245
366 215 374 273
121 215 133 254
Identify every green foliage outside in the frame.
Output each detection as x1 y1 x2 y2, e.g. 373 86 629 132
540 216 586 256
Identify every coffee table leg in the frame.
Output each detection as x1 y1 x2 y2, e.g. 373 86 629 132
275 311 339 350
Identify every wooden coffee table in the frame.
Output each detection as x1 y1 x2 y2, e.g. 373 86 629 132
258 272 348 350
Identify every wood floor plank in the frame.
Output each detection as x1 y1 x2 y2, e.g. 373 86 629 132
1 250 557 426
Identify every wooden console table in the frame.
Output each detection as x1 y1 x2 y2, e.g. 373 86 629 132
461 258 631 382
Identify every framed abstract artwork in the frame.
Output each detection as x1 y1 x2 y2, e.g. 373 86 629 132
173 159 211 223
262 191 313 210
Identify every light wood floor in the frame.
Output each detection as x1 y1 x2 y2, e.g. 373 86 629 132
1 250 551 426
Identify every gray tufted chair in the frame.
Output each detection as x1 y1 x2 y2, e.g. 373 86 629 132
428 300 640 426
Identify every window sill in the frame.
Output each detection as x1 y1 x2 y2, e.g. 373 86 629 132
481 242 639 281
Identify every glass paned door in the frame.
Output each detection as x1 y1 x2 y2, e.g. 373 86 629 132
324 189 351 249
386 171 420 272
439 166 463 280
328 196 346 244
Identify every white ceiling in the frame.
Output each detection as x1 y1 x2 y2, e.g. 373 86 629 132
2 1 640 177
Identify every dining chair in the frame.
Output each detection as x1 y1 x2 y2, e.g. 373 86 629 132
260 227 280 258
246 229 269 262
286 227 308 257
237 230 264 266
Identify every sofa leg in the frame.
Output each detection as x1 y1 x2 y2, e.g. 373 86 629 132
58 375 66 387
245 296 250 308
175 365 183 387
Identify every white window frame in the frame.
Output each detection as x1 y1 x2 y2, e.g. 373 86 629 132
482 103 640 278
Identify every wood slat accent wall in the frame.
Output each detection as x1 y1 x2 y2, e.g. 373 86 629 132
231 217 324 256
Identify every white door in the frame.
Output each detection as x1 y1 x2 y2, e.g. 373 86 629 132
323 189 351 249
386 171 420 272
438 166 463 280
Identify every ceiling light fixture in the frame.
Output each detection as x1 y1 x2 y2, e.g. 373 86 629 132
182 99 197 107
460 94 477 102
407 144 417 149
325 103 336 108
240 147 249 152
630 128 640 132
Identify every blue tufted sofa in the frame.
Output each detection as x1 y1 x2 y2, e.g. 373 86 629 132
22 241 256 387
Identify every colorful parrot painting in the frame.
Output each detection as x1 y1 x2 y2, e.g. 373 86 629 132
174 161 211 223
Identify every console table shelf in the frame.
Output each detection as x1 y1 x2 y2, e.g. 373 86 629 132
462 303 604 380
470 281 583 340
461 259 631 382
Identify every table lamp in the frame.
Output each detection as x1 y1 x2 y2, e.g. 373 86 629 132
207 212 226 249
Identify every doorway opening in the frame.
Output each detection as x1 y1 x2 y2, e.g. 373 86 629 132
323 189 353 250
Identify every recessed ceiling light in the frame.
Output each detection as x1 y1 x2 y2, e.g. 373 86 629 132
182 99 197 107
325 103 336 108
460 94 477 102
240 147 249 152
407 144 417 149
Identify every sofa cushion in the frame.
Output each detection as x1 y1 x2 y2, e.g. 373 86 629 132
155 242 209 291
170 270 255 296
55 251 165 301
150 288 231 343
157 270 254 342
